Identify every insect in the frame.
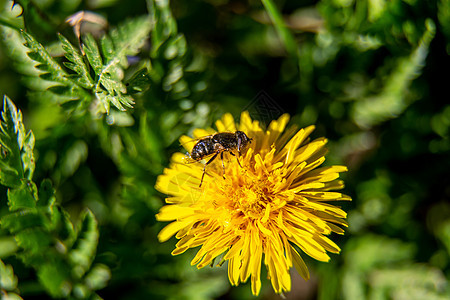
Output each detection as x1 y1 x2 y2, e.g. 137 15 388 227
187 131 252 187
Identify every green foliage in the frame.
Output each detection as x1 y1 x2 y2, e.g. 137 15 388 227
0 96 108 298
20 16 152 113
0 96 34 188
0 258 22 300
80 16 152 113
21 30 91 107
0 0 449 299
340 236 448 300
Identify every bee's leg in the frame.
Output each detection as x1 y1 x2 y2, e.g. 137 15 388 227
229 151 242 168
199 153 218 187
220 152 225 178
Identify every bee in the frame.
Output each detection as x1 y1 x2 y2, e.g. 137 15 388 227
187 131 252 187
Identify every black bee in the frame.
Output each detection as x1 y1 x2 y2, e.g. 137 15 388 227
188 131 252 187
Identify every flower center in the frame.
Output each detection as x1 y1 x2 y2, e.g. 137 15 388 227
217 168 278 220
210 152 287 222
237 183 271 218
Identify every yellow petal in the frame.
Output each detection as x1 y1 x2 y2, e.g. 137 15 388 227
250 231 262 295
171 245 189 255
179 135 196 153
291 247 310 280
239 235 251 282
156 205 193 221
193 128 212 139
266 113 290 146
158 221 189 242
256 219 272 236
292 138 328 166
228 256 240 286
289 232 330 262
224 237 244 260
314 235 341 254
216 113 236 132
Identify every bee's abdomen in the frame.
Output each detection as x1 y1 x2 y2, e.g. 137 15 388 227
191 139 214 160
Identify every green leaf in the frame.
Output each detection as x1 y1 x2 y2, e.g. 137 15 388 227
21 130 35 180
81 16 152 113
37 261 71 298
0 259 18 290
0 259 23 299
148 0 178 56
108 16 152 68
48 206 76 243
58 33 95 89
7 180 38 211
83 34 103 75
60 139 88 177
352 19 436 128
0 24 40 82
100 35 114 64
84 264 111 291
0 96 28 187
21 31 89 103
69 209 99 278
0 236 19 258
126 68 151 94
261 0 298 57
15 229 53 254
37 179 56 208
1 210 47 234
6 18 150 115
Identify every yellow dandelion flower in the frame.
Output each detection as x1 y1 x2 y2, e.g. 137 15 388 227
155 111 351 296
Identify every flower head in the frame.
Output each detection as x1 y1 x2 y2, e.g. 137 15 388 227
155 112 351 296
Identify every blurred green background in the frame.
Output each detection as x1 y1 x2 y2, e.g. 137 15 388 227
0 0 449 299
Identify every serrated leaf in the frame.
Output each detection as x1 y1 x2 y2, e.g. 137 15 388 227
108 16 152 68
0 259 18 291
21 31 70 84
15 228 53 254
45 84 70 95
164 34 187 60
0 23 39 78
69 210 99 278
0 96 27 188
1 210 47 234
95 90 111 113
58 33 94 89
83 34 103 75
20 31 90 103
7 180 38 211
100 35 114 64
21 131 35 180
111 94 134 111
83 16 151 113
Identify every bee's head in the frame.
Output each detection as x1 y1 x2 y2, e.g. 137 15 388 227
235 131 252 152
